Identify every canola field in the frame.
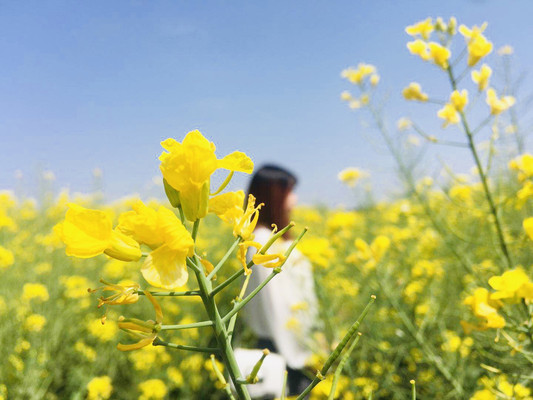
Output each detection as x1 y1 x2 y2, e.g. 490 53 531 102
1 17 533 400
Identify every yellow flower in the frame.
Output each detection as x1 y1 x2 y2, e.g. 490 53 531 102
498 45 514 56
402 82 428 102
471 64 492 91
340 90 352 101
428 42 451 69
370 74 380 86
407 39 430 61
405 18 434 40
119 201 194 289
159 130 254 221
24 314 46 332
117 291 163 351
87 376 113 400
459 23 493 66
89 280 140 308
509 154 533 182
209 191 262 241
338 167 367 187
489 268 533 300
0 246 14 269
55 204 141 262
463 288 505 329
486 88 515 115
87 318 118 342
138 379 167 400
341 63 376 85
450 89 468 112
524 217 533 239
21 283 49 303
437 103 460 127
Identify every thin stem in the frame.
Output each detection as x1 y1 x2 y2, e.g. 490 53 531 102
210 223 299 298
192 219 200 241
223 227 308 324
177 206 185 224
327 333 362 400
446 65 513 270
295 296 376 400
136 290 200 297
160 320 214 330
222 269 280 324
207 237 242 281
153 338 219 354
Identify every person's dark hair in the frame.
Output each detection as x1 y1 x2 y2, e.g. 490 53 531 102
247 164 297 234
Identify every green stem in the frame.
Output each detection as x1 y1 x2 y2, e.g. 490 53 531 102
193 258 251 400
383 284 464 396
153 338 219 353
160 320 214 330
327 333 362 400
192 219 200 241
222 269 280 324
136 290 200 297
207 237 242 281
295 295 376 400
446 64 513 270
210 224 301 298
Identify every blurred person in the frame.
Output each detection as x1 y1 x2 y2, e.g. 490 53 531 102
243 164 319 397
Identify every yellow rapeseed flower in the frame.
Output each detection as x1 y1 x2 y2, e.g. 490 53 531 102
21 283 49 303
138 379 167 400
87 376 113 400
338 167 367 187
341 63 376 85
485 88 515 115
118 201 194 289
450 89 468 112
524 217 533 240
24 314 46 332
509 154 533 182
437 103 460 127
405 18 434 40
208 191 262 241
55 204 141 261
402 82 428 102
498 45 514 55
0 246 14 269
463 288 505 329
159 130 254 221
406 39 430 61
459 23 493 66
489 268 533 300
471 64 492 91
428 42 451 69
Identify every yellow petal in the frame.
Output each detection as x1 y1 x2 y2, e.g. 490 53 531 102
117 336 155 351
208 191 245 222
104 229 142 262
142 245 189 290
59 204 113 258
218 151 254 174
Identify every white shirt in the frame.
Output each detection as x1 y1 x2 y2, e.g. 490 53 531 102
242 226 319 369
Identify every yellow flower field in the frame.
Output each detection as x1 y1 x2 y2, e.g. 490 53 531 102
1 16 533 400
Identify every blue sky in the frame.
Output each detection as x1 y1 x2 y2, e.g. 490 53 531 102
1 0 532 206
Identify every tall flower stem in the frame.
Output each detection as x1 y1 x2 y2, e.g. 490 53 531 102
190 219 251 400
447 65 514 270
